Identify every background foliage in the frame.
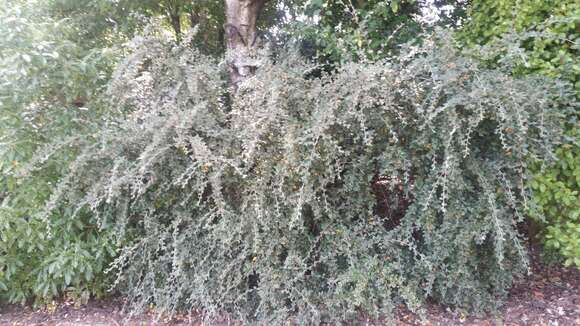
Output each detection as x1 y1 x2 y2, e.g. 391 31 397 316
295 0 422 62
460 0 579 267
293 0 467 63
0 0 133 304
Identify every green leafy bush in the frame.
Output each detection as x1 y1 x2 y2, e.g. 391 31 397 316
36 28 572 323
460 0 580 268
530 135 580 267
461 0 578 86
0 2 123 304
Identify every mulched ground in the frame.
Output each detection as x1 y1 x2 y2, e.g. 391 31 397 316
1 255 578 326
393 259 580 326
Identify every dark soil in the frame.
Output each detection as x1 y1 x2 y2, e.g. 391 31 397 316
1 254 578 326
390 257 580 326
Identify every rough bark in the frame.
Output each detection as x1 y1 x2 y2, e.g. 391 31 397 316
188 7 199 27
165 2 182 42
169 12 182 42
224 0 268 90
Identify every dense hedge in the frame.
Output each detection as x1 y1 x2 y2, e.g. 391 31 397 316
2 1 575 321
25 28 571 323
461 0 579 267
0 2 122 303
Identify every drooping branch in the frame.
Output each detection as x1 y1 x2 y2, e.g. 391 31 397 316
224 0 268 90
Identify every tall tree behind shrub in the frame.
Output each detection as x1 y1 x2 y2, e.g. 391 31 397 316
292 0 468 63
294 0 422 62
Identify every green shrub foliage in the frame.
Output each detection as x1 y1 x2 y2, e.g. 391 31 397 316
38 30 571 323
0 2 125 303
461 0 578 86
460 0 579 267
530 138 580 268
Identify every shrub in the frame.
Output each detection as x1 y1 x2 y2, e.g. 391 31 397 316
0 2 122 304
460 0 580 267
530 134 580 268
38 30 571 323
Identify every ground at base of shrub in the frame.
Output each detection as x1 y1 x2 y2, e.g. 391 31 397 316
392 257 579 326
0 254 578 326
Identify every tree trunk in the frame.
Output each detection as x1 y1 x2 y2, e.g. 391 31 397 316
166 4 182 42
170 12 182 42
188 7 199 27
224 0 268 90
